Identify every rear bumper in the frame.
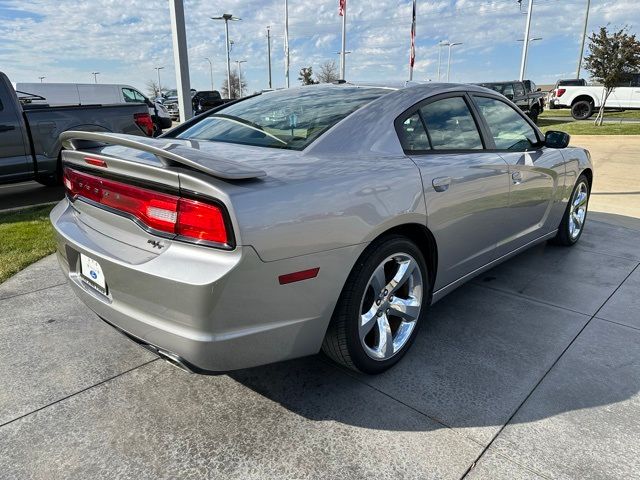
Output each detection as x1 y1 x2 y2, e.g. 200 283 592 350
50 199 362 372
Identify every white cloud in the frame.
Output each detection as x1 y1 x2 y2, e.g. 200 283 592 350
0 0 638 93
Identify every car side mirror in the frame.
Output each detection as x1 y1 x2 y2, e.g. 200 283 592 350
505 93 514 100
544 130 570 149
536 87 542 91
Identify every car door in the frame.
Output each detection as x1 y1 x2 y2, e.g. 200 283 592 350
471 94 565 254
397 93 511 290
0 96 31 181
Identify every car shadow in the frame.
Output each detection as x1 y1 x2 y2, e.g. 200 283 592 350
229 212 640 434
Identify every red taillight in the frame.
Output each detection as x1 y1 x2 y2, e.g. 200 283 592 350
63 168 229 246
134 112 154 136
556 88 566 97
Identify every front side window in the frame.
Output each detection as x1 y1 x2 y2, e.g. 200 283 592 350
419 97 483 150
122 88 138 103
474 96 539 151
176 87 388 150
398 113 430 151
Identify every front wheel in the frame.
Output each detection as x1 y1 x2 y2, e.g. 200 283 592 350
551 174 590 246
322 236 429 374
528 105 540 124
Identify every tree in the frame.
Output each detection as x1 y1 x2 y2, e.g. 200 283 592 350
146 80 167 99
316 60 339 83
584 26 640 125
298 67 318 85
221 71 247 99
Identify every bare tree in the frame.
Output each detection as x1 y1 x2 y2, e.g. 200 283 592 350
146 80 166 99
298 67 318 85
222 71 247 99
584 26 640 125
316 60 339 83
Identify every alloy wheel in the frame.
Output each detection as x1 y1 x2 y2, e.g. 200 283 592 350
569 181 589 240
358 253 423 361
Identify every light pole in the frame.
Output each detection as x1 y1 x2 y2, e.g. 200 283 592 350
446 42 462 82
517 37 542 80
212 13 241 99
519 0 534 81
284 0 290 88
437 40 449 81
91 72 100 83
235 60 247 97
38 76 45 83
204 57 214 91
576 0 591 79
154 66 164 96
169 0 192 121
266 26 272 89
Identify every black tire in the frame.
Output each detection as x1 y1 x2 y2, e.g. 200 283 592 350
571 100 594 120
551 174 590 246
322 235 430 374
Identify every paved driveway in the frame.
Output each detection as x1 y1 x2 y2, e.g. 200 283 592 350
1 213 638 479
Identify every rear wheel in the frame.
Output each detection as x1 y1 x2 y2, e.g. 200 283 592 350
571 100 594 120
322 236 429 374
551 174 590 246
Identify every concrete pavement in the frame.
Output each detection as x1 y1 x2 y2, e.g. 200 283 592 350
571 135 640 219
1 213 639 479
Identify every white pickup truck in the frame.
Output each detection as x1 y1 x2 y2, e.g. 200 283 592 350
550 73 640 120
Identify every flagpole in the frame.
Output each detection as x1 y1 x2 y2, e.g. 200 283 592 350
284 0 290 88
409 0 416 81
340 1 347 80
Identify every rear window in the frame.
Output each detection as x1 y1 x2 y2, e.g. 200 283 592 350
176 86 388 150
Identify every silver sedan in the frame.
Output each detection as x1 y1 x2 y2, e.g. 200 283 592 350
51 82 593 374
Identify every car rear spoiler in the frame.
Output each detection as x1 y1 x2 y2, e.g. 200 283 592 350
60 131 266 180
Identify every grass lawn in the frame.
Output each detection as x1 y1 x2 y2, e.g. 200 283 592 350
538 118 640 135
0 205 57 284
540 109 640 119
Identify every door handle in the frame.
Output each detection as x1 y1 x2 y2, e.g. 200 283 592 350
432 176 452 192
0 124 16 133
511 171 523 185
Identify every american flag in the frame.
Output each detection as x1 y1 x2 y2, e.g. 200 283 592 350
410 0 416 68
339 0 346 16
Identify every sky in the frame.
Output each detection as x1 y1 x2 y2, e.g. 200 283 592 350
0 0 638 96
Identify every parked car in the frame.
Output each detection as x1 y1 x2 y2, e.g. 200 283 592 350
192 90 228 114
550 73 640 120
51 83 592 375
17 82 172 136
546 78 587 109
476 80 545 123
0 72 151 186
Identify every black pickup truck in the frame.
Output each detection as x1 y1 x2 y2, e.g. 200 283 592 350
477 80 546 123
0 71 151 187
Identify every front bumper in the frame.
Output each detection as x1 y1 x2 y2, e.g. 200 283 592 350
51 199 363 372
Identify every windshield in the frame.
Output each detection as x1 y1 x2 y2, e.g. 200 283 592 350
176 86 388 150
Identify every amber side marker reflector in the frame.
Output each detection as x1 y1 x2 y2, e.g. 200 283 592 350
84 157 107 167
278 267 320 285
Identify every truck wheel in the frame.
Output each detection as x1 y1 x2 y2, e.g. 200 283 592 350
152 120 162 137
528 105 540 124
571 100 593 120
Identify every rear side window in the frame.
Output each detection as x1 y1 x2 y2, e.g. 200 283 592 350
474 96 538 151
398 113 430 151
419 97 483 150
